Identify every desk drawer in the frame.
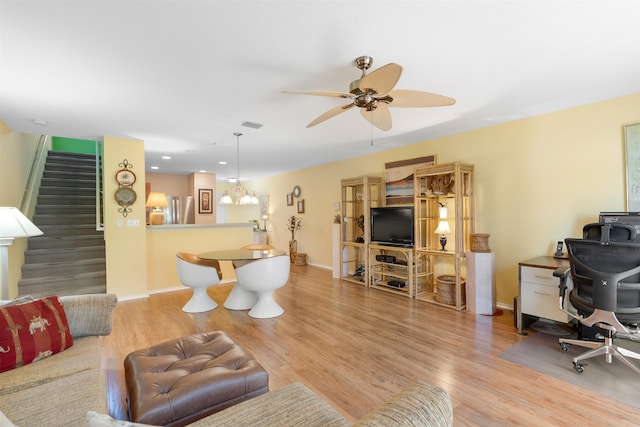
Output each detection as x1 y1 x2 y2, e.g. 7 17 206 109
521 266 560 286
521 281 569 323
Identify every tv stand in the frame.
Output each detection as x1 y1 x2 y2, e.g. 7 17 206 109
368 243 428 298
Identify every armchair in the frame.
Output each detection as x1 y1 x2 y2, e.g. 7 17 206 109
555 232 640 374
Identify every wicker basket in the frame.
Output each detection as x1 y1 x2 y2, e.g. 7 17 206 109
435 275 466 305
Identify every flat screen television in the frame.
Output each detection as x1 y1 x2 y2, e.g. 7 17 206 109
370 206 414 247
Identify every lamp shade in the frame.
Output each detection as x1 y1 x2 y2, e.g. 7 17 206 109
434 220 451 234
0 207 43 239
145 192 168 208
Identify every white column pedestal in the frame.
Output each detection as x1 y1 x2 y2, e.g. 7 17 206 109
466 252 496 315
332 223 340 278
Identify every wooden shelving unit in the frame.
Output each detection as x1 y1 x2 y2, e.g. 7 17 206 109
414 162 474 310
340 176 383 286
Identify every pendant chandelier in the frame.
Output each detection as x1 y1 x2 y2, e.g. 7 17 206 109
219 132 259 205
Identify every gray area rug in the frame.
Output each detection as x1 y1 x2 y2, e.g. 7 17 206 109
500 331 640 409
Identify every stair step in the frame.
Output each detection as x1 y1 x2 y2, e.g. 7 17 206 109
18 271 106 298
35 224 102 237
36 204 96 215
24 246 105 263
21 258 106 279
28 235 105 249
41 177 96 188
42 170 96 180
38 193 95 204
33 213 96 225
47 151 97 161
38 186 95 197
45 162 96 173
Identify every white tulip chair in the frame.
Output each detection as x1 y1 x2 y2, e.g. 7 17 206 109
176 252 222 313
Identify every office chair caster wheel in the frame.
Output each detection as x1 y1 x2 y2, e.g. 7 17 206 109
573 362 585 374
560 343 569 352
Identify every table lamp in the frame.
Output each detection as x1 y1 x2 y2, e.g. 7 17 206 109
434 220 451 251
146 192 169 225
0 207 43 300
261 214 268 231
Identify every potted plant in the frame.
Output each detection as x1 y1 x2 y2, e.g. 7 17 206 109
287 215 302 263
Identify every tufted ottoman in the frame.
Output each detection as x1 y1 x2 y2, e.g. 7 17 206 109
124 331 269 427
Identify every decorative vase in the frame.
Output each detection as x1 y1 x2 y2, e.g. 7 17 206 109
471 233 491 253
289 239 297 263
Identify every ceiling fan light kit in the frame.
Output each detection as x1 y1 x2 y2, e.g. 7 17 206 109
284 56 456 131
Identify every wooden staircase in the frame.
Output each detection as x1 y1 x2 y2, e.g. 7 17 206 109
18 150 106 297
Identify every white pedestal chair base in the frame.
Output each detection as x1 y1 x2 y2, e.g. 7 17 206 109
223 284 258 310
248 291 284 318
182 288 218 313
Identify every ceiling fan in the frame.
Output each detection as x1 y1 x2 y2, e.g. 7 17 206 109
283 56 455 131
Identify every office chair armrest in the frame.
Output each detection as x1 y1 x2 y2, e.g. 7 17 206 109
553 266 570 292
553 266 574 317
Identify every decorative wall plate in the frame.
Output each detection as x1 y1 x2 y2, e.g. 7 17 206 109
114 187 137 206
115 169 136 186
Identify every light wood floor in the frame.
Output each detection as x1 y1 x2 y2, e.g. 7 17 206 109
102 265 640 426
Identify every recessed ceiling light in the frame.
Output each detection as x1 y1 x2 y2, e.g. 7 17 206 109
161 155 171 160
185 149 197 153
219 161 227 165
241 121 263 129
31 119 48 126
151 166 159 170
199 170 206 173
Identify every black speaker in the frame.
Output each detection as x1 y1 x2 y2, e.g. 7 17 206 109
375 254 396 263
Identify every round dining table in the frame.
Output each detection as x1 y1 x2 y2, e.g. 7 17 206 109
198 248 286 311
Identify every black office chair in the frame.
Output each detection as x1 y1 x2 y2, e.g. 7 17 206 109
555 233 640 374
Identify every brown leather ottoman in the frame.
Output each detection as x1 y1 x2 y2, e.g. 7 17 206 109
124 331 269 427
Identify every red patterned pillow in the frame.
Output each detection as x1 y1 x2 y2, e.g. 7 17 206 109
0 296 73 372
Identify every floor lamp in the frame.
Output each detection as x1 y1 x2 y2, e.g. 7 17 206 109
0 207 43 300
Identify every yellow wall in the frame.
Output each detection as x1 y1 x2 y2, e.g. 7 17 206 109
0 120 44 298
103 136 148 298
256 93 640 306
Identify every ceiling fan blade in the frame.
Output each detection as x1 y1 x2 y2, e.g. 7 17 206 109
307 103 355 128
388 89 456 108
361 103 392 131
283 90 354 99
359 63 402 95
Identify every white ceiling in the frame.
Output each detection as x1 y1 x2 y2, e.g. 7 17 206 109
1 1 639 182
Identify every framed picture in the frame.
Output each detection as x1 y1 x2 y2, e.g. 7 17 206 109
287 192 294 206
198 188 213 214
625 123 640 211
297 199 305 214
385 155 436 205
259 195 269 217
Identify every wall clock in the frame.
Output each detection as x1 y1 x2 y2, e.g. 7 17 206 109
293 185 301 198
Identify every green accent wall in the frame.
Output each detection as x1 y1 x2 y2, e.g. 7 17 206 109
52 136 98 154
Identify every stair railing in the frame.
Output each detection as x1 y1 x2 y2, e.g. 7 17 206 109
20 135 49 217
95 140 105 231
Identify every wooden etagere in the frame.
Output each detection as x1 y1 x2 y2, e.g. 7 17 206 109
414 162 474 310
340 176 383 286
